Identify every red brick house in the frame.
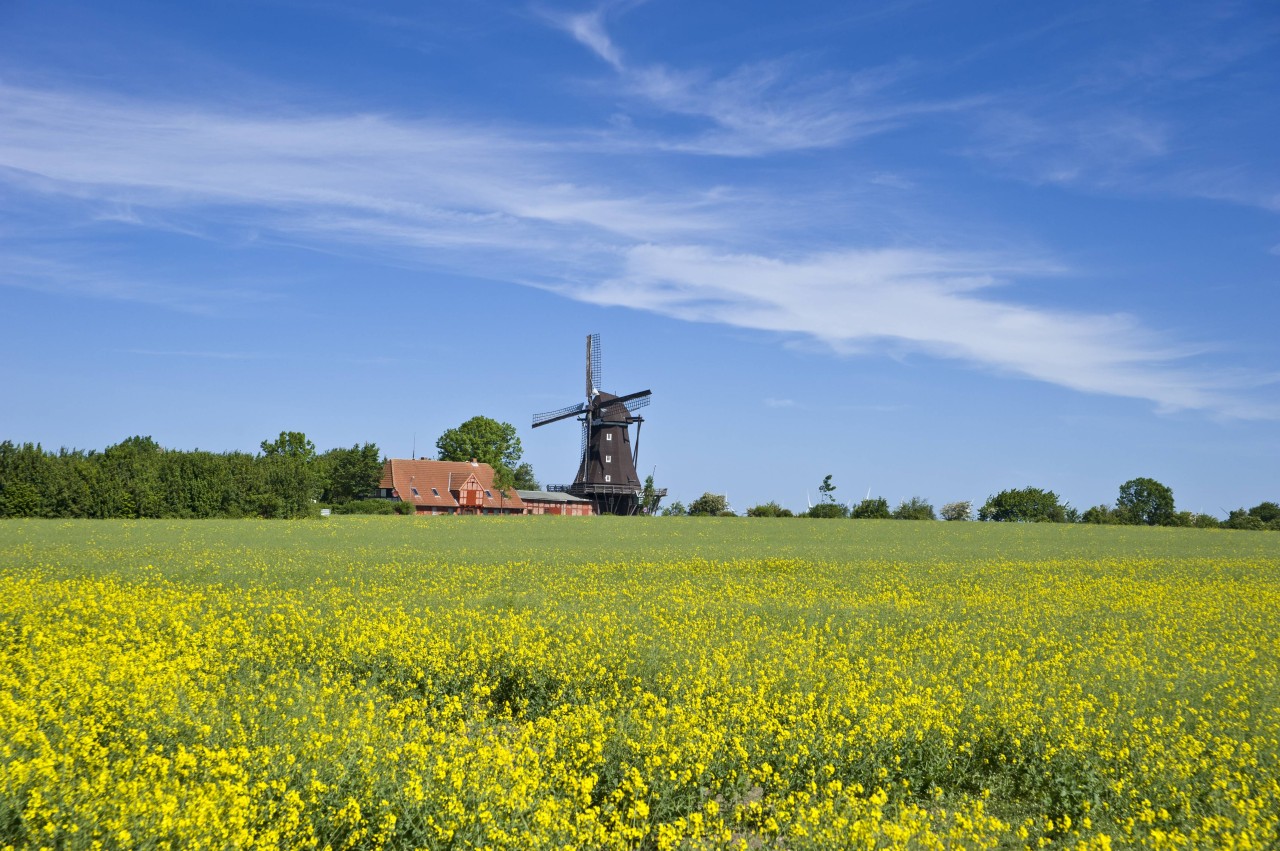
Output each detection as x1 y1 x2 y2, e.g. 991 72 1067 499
377 459 526 515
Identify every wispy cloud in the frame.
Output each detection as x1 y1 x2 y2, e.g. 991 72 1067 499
1 251 277 314
559 244 1279 418
550 4 965 156
763 397 795 408
557 7 624 71
959 6 1280 210
1 82 1273 417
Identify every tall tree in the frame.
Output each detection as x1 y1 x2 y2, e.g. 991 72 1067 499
1115 477 1175 526
258 431 320 517
320 443 383 503
436 416 524 489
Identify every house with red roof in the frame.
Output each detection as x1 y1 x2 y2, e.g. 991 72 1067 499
377 458 526 515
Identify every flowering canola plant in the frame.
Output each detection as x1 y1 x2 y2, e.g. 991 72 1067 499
0 518 1278 849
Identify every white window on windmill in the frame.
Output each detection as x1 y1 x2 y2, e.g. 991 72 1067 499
605 474 612 483
605 455 611 462
606 433 612 441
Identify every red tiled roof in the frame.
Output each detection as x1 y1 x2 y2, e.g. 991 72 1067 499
380 459 525 509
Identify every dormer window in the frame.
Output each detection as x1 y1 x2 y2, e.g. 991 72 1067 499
410 487 420 497
484 490 492 498
431 488 439 497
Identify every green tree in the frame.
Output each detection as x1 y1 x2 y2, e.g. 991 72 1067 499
640 474 664 515
940 501 972 522
747 501 794 517
258 431 320 518
688 492 729 516
512 462 539 491
851 497 892 519
818 474 837 504
661 500 687 517
1116 477 1176 526
436 416 523 489
1223 509 1264 531
893 497 936 520
979 487 1068 522
806 503 848 519
1249 501 1280 524
319 443 383 504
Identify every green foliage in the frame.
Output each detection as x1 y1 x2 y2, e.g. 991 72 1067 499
851 497 891 519
940 501 972 522
0 434 381 520
319 443 383 504
661 500 687 517
805 503 849 519
1081 505 1120 525
979 487 1069 523
818 474 837 503
1249 502 1280 524
0 479 41 517
1223 509 1265 531
640 474 664 515
1116 477 1176 526
512 462 539 491
688 492 730 517
893 497 936 521
747 502 794 518
436 416 524 490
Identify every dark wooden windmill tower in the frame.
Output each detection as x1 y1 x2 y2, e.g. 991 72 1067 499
532 333 663 515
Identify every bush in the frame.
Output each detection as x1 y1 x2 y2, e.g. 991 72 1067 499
979 487 1069 523
747 502 794 517
1081 505 1120 524
851 497 892 519
688 493 729 517
805 503 848 519
940 501 972 522
1223 509 1265 531
893 497 936 521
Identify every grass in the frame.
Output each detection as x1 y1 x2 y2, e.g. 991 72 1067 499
1 517 1278 849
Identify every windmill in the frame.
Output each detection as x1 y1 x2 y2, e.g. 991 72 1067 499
532 333 664 515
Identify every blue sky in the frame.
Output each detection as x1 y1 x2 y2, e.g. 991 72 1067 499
2 0 1278 516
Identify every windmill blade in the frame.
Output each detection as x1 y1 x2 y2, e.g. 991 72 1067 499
623 394 651 414
532 401 588 427
594 388 651 415
586 333 602 398
579 419 589 470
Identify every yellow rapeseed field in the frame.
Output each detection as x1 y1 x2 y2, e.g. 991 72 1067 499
1 518 1277 849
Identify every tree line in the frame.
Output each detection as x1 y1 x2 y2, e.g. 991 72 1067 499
0 434 388 519
0 416 541 520
663 475 1279 531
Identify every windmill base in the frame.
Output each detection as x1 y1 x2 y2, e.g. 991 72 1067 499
547 483 642 516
